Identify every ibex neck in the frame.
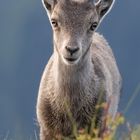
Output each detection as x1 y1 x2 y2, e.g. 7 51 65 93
53 49 94 95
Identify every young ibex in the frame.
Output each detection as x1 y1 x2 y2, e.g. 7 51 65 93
36 0 121 139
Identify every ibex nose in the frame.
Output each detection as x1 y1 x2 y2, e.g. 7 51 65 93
65 46 79 56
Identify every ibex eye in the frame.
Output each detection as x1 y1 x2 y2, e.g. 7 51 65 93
51 20 58 28
90 22 98 31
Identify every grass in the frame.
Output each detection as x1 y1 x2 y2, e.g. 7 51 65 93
62 105 125 140
61 84 140 140
1 84 140 140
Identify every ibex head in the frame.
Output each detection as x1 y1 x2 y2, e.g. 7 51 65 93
42 0 115 65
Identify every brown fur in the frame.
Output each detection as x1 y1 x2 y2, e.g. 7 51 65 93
36 0 121 139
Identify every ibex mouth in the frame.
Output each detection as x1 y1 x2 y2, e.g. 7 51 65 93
65 57 77 62
63 57 80 65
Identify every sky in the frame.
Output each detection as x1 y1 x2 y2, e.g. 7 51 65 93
0 0 140 139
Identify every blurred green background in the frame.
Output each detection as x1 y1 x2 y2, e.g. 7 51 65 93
0 0 140 139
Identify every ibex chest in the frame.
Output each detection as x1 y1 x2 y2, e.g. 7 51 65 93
44 75 101 135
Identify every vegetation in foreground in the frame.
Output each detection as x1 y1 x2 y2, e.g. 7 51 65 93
61 85 140 140
2 85 140 140
61 106 140 140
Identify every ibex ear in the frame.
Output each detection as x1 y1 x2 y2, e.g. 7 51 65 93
95 0 115 19
42 0 57 12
